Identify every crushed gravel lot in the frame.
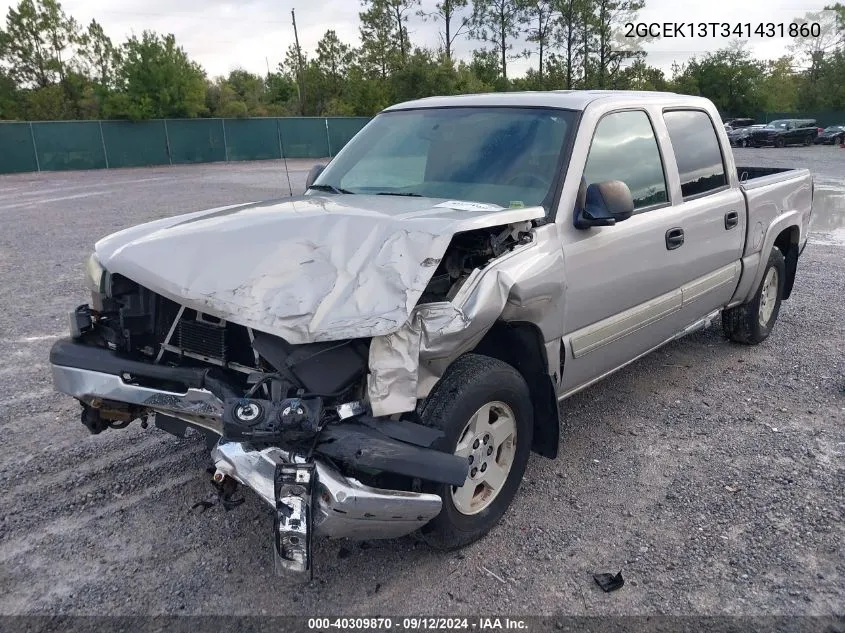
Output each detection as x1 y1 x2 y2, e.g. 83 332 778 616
0 149 843 618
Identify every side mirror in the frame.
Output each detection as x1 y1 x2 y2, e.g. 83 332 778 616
574 180 635 229
305 164 326 190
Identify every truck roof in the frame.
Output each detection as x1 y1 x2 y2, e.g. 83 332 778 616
384 90 702 112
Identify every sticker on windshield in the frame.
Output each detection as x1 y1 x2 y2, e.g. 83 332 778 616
434 200 503 212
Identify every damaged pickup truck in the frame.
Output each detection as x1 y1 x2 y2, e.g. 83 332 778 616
50 91 814 578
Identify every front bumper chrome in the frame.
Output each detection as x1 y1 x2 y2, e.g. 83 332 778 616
212 441 443 540
51 361 446 563
51 363 224 435
213 441 443 579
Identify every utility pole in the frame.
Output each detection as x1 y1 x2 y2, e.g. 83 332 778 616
291 8 305 116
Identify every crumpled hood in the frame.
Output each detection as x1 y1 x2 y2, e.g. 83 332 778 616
95 195 544 343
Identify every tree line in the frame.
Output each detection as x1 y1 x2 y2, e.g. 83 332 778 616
0 0 843 122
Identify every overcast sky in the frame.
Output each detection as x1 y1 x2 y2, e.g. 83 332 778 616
0 0 831 79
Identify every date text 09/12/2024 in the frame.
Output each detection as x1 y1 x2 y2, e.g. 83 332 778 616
307 618 529 631
624 21 821 38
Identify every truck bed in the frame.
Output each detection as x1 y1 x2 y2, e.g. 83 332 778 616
730 164 813 305
736 165 799 185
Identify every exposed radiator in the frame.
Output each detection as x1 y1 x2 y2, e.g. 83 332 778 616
176 318 227 361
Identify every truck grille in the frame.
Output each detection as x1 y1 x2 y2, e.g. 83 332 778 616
176 319 227 361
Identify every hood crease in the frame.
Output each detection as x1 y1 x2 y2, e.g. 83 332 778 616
94 195 544 344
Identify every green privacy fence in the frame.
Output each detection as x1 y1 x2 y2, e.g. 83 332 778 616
0 116 372 175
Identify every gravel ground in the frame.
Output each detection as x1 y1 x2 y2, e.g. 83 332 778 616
0 149 842 618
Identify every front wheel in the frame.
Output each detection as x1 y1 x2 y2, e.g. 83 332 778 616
775 137 786 148
739 139 747 148
418 354 534 550
722 247 785 345
804 135 814 146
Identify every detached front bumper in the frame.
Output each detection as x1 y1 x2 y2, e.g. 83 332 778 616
50 337 225 434
50 336 461 577
212 441 443 577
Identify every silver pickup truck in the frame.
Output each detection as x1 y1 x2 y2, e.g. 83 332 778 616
50 91 814 578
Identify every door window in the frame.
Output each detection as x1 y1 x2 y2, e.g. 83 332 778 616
583 110 668 210
663 110 728 199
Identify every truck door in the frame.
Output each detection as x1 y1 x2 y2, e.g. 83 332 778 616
559 107 744 394
559 108 686 393
659 108 746 313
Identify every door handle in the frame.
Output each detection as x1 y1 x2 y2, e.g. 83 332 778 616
665 227 684 250
725 210 739 230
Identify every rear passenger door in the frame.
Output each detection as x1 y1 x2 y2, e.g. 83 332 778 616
660 109 745 314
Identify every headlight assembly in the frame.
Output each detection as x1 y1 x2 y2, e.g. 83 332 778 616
85 253 107 295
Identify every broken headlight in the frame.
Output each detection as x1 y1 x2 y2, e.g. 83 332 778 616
86 253 106 295
85 253 108 311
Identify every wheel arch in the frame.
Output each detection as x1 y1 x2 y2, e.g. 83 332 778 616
773 225 800 300
741 212 803 305
472 321 560 459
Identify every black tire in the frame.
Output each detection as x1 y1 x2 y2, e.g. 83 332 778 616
722 248 786 345
775 137 786 148
740 139 747 148
804 135 814 146
418 353 533 550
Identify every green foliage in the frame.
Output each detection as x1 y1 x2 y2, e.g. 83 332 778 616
359 0 419 78
589 0 646 88
470 0 526 80
668 45 767 116
758 57 799 112
107 31 207 120
0 68 20 118
469 47 503 86
617 58 666 91
418 0 470 60
521 1 555 82
0 0 843 122
78 20 118 88
0 0 80 89
390 49 458 101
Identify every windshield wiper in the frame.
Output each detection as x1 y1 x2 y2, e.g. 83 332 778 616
309 184 355 194
375 191 423 197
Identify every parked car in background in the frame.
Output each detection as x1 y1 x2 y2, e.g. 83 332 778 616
724 117 756 131
728 124 767 147
747 119 819 147
813 125 845 145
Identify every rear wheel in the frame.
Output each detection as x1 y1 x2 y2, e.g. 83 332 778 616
739 139 747 148
722 248 785 345
418 354 533 550
775 137 786 148
804 134 814 146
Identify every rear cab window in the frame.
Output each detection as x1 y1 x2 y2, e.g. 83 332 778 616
662 110 728 199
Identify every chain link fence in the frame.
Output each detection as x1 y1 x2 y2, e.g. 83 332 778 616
0 116 371 174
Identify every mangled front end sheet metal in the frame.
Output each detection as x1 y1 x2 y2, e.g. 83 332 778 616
367 224 565 417
93 195 546 345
